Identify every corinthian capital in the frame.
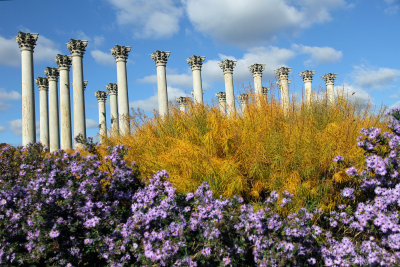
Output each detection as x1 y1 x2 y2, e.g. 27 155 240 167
55 54 72 70
16 31 38 51
35 77 48 91
95 91 108 102
44 67 59 81
151 50 170 66
299 70 316 82
219 59 236 74
176 96 189 105
249 64 265 77
322 73 338 84
275 67 292 79
67 39 88 56
238 94 249 103
262 87 269 95
106 83 118 95
215 92 226 101
111 45 131 62
187 55 205 71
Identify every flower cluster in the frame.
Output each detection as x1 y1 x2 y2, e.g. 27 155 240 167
1 107 400 266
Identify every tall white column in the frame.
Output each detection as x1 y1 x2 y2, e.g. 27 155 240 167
219 59 236 117
239 94 249 114
56 54 72 150
275 67 292 116
111 45 131 135
215 92 227 115
322 73 338 106
106 83 119 136
187 55 205 105
95 91 108 143
176 97 188 112
16 32 38 146
262 87 269 103
67 39 88 144
299 70 316 107
44 67 60 152
249 64 265 106
151 50 170 118
35 77 49 147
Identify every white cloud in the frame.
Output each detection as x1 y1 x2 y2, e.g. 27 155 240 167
91 50 115 66
293 44 343 65
0 34 61 66
8 119 39 137
107 0 183 38
130 86 189 112
185 0 347 46
352 65 400 89
138 72 193 89
384 0 400 14
0 126 6 133
334 83 372 106
86 119 99 129
0 88 22 100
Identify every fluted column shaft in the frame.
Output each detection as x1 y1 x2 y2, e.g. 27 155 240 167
151 50 170 118
56 55 72 150
299 70 315 107
16 32 38 146
111 45 131 135
67 39 88 144
45 68 60 151
106 83 119 136
249 64 265 106
36 77 49 147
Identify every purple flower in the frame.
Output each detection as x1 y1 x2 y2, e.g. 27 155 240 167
333 155 344 162
341 187 355 199
84 238 93 245
49 230 59 238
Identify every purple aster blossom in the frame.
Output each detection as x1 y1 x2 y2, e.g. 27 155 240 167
341 187 355 199
49 230 59 238
345 167 358 176
333 155 344 162
84 238 93 245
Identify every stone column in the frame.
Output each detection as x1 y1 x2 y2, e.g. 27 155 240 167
249 64 265 105
67 39 88 144
239 94 249 114
275 67 292 115
187 55 205 105
56 54 72 150
44 67 60 152
219 59 236 116
262 87 269 103
322 73 338 106
95 91 108 142
216 92 227 115
151 50 170 118
111 45 131 135
16 31 38 146
299 70 316 107
176 97 188 112
35 77 49 147
106 83 119 136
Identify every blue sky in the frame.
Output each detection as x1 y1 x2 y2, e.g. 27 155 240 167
0 0 399 146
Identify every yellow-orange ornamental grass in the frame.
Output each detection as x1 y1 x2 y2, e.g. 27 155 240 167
104 86 389 215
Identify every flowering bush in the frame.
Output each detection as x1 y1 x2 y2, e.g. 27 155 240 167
1 107 400 266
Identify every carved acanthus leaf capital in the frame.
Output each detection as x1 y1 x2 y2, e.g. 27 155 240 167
322 73 338 84
262 87 269 95
35 77 48 91
249 64 265 76
16 32 38 51
187 55 205 71
111 45 131 62
67 39 88 56
55 54 72 70
215 92 226 101
299 70 316 82
106 83 118 95
151 50 170 66
238 94 249 103
95 91 108 102
219 59 236 74
44 67 59 81
176 96 189 105
275 66 292 80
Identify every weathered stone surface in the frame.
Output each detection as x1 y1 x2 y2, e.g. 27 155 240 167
106 83 119 136
36 77 49 147
275 67 292 115
322 73 338 105
219 60 236 116
151 50 170 118
44 67 60 151
95 91 108 142
187 55 205 105
299 70 316 107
